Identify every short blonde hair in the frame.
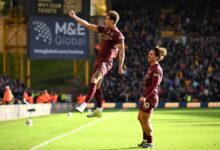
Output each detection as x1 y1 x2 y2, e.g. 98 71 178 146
153 46 167 61
107 10 120 24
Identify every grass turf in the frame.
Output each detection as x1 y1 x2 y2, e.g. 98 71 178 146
0 108 220 150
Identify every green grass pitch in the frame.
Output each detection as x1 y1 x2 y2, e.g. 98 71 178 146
0 108 220 150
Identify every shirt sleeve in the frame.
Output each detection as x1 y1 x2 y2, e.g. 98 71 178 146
115 32 124 44
143 71 161 99
97 25 105 33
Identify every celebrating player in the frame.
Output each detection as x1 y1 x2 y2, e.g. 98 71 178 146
68 10 125 117
137 46 167 148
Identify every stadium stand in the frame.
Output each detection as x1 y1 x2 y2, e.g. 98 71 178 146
102 0 220 102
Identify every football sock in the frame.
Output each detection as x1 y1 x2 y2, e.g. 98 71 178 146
80 102 87 108
95 89 103 107
85 83 97 103
143 132 147 141
146 135 153 144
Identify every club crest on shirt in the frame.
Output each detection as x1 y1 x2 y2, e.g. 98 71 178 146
107 30 113 35
153 73 160 77
102 33 113 40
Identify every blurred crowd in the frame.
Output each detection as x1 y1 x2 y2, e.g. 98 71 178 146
102 0 220 102
0 75 59 105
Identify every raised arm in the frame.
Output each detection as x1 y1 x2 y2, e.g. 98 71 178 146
68 10 98 32
118 41 125 75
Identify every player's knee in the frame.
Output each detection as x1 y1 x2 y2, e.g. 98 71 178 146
137 115 142 122
91 76 99 83
148 127 153 133
91 72 102 83
146 121 151 126
91 78 98 84
146 122 152 130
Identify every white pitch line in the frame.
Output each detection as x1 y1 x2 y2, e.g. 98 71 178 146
30 109 126 150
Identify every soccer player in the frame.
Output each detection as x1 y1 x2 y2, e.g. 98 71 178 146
68 10 125 117
137 46 167 148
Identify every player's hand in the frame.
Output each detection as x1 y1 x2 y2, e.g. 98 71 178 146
139 96 146 103
68 10 76 18
118 67 124 75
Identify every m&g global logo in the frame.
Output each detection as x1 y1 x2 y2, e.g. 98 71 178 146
33 20 52 44
32 18 86 46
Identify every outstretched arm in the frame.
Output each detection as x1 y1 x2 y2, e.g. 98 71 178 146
68 10 98 32
118 41 125 75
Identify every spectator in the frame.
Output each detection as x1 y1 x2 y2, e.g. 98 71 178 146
50 92 58 104
3 86 14 104
23 90 33 104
